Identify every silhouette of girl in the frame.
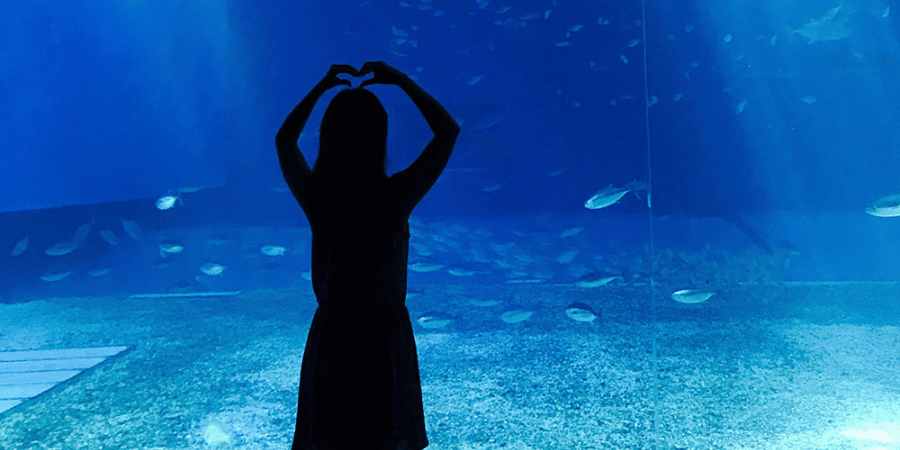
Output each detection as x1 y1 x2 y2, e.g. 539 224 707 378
276 62 460 450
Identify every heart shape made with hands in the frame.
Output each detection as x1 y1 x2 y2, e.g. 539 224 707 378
337 69 375 87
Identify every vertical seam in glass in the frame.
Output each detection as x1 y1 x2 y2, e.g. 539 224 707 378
638 1 659 448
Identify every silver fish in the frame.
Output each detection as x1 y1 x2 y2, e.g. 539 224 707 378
416 311 455 329
156 194 181 210
671 289 715 304
584 181 648 210
409 262 444 272
261 245 286 256
500 309 533 324
867 193 900 217
566 302 600 322
41 270 71 282
200 262 224 276
793 6 850 44
159 242 184 257
45 241 78 256
574 271 618 288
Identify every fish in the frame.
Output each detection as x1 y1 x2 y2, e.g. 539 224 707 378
416 311 455 329
155 194 182 210
261 245 286 256
202 421 232 448
11 237 28 256
176 185 209 194
627 39 641 47
565 302 600 322
574 271 618 288
411 243 431 256
159 242 184 257
655 194 773 254
41 271 71 282
548 167 567 177
447 267 480 276
409 262 444 272
200 263 225 276
866 193 900 217
121 219 143 241
99 229 119 246
72 218 95 245
87 268 112 277
468 299 501 307
560 226 583 237
584 181 648 210
556 250 579 264
793 6 851 44
671 289 715 304
45 241 78 256
44 220 95 255
500 309 534 324
585 185 630 209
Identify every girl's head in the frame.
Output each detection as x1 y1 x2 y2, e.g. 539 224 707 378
314 88 388 183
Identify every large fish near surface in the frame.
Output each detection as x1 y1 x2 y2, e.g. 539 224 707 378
793 5 851 44
866 193 900 217
653 191 773 254
654 198 774 254
585 180 772 253
714 207 772 254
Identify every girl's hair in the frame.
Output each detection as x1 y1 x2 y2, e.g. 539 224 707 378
313 88 388 185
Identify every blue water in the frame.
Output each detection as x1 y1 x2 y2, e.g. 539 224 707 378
2 0 900 449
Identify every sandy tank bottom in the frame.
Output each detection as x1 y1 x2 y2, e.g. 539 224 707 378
0 283 898 450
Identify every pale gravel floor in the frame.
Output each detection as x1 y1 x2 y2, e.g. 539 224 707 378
0 284 898 450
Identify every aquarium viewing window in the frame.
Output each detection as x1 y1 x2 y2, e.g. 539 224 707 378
1 0 899 449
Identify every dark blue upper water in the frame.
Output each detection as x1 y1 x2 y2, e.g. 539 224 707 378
3 0 900 291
